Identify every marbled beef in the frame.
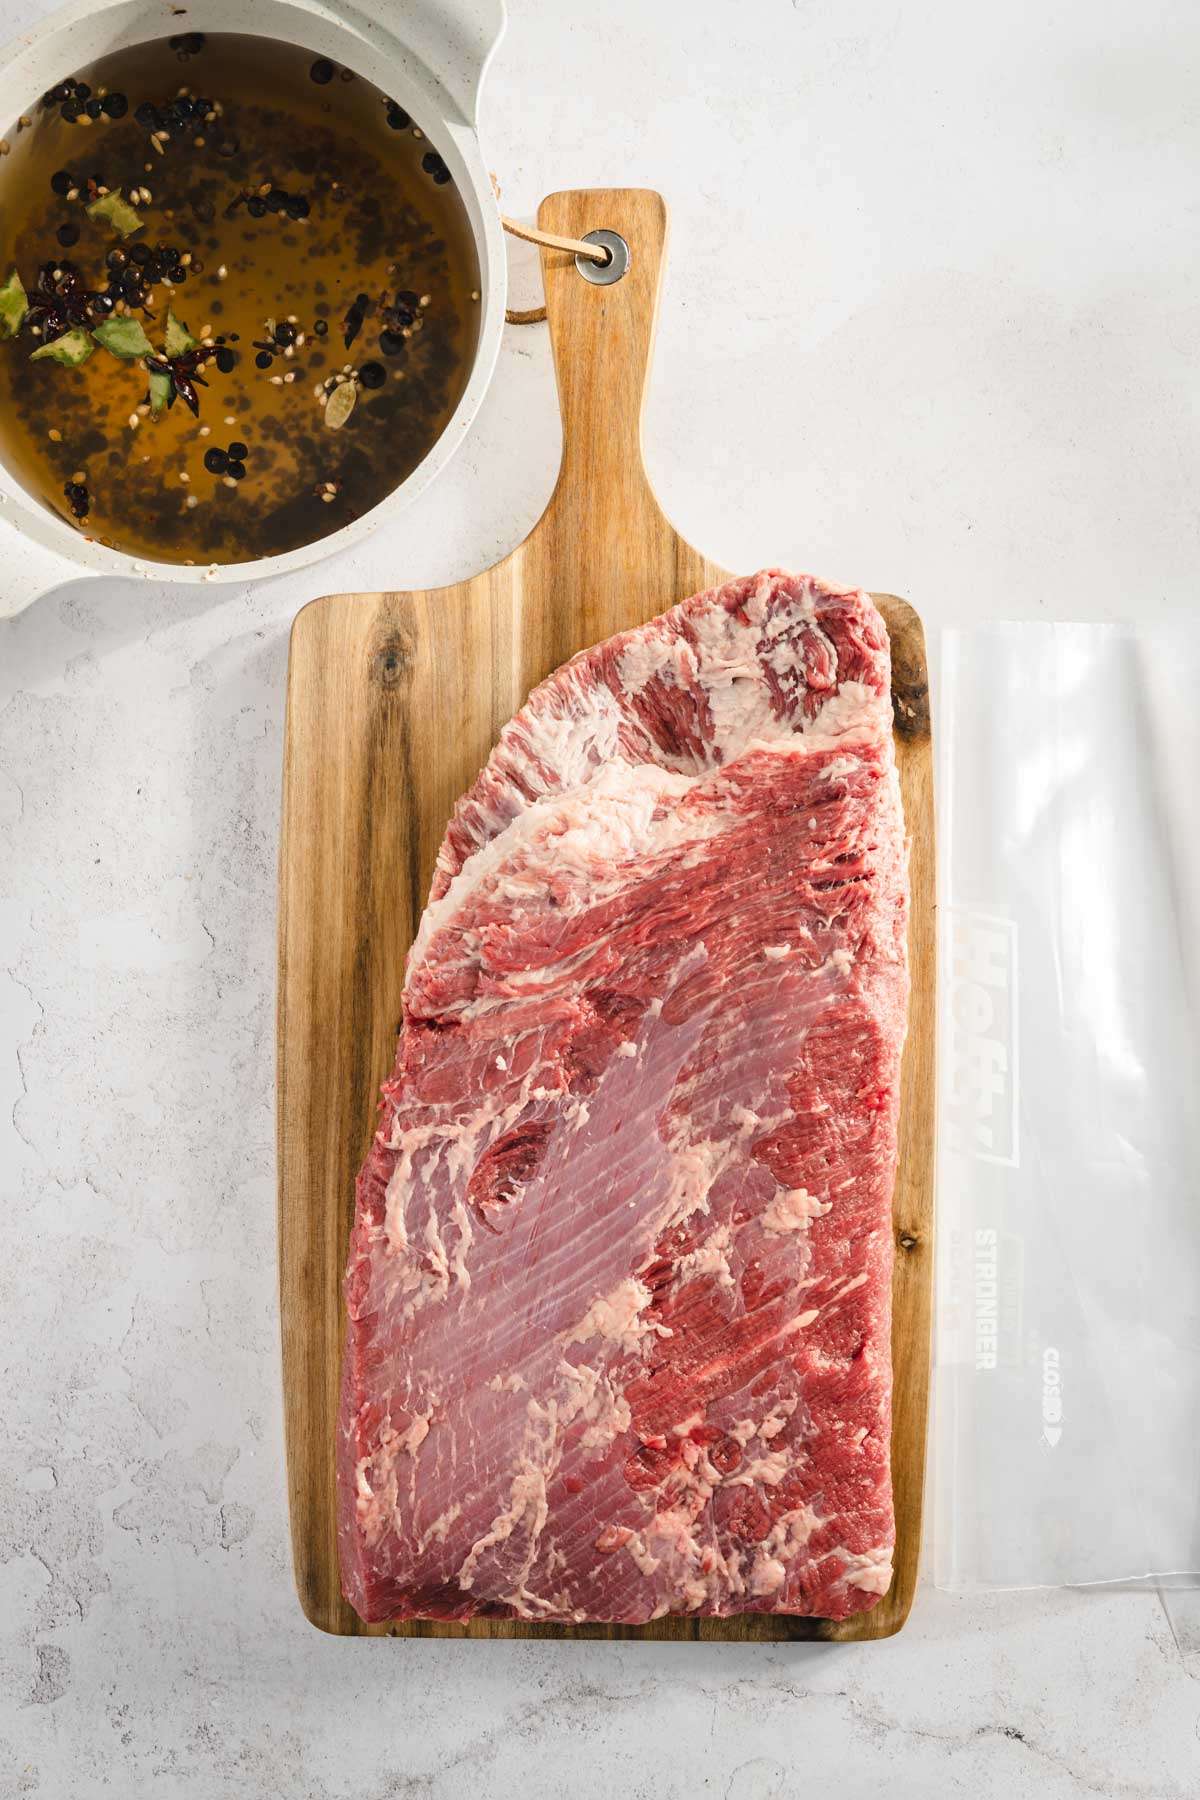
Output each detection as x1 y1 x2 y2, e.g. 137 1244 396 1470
338 570 908 1625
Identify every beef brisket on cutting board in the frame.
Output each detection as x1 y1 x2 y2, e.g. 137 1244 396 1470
337 569 908 1625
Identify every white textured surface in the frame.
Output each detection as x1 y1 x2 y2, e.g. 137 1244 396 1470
3 1 1200 1794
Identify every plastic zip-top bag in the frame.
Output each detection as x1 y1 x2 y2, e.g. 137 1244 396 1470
934 623 1200 1589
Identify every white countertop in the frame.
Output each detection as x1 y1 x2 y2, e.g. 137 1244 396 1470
4 2 1199 1794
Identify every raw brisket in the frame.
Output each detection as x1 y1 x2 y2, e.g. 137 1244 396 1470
338 569 908 1625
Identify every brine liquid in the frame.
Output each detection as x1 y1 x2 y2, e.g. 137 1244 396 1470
0 33 479 563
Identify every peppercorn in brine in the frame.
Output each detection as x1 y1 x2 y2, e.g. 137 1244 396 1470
0 34 480 562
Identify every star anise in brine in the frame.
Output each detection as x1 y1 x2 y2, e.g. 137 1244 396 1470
144 341 219 415
25 261 113 341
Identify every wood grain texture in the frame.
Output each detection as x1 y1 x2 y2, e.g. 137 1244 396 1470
277 190 934 1643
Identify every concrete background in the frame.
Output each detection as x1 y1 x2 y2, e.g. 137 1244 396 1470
4 1 1199 1794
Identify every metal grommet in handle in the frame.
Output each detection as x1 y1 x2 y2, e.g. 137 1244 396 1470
575 229 630 286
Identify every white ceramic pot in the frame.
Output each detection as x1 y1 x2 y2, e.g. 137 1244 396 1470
0 0 507 615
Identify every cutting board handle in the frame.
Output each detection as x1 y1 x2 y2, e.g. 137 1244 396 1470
535 189 676 619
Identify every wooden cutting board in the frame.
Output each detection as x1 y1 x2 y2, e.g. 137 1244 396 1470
277 189 934 1642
